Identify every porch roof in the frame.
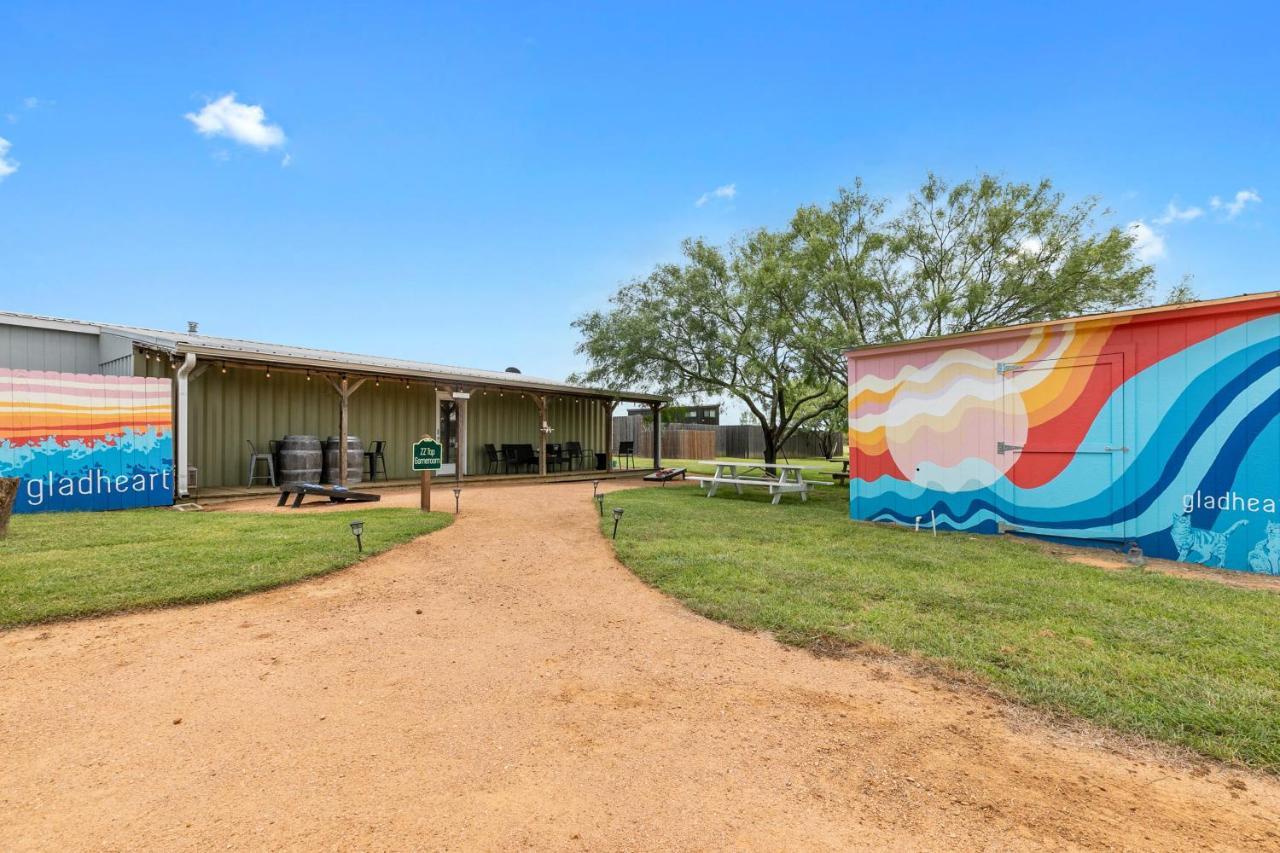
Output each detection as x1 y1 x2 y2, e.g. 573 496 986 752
0 311 668 403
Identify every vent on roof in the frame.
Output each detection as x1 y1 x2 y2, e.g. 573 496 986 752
504 366 521 374
187 321 199 335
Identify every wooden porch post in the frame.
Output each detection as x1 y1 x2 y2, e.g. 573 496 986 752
328 375 366 486
650 401 662 469
455 387 468 483
536 394 548 476
603 399 616 471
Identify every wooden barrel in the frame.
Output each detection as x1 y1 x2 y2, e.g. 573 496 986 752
278 435 323 486
323 435 365 485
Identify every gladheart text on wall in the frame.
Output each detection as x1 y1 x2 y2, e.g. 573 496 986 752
0 368 174 512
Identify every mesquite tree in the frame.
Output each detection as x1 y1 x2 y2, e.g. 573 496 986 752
571 233 843 464
791 174 1155 376
574 174 1156 462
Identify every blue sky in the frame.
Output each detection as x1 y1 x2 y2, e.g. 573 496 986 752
1 2 1275 384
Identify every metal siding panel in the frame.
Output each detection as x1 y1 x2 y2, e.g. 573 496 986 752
0 324 99 372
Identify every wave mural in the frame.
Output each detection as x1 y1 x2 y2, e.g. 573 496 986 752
848 296 1280 575
0 368 174 513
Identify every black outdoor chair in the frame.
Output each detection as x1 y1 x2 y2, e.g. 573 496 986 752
545 443 565 472
565 441 585 471
502 443 539 474
617 440 636 470
364 440 388 481
483 443 505 474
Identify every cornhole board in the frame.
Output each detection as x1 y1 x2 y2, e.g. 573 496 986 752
643 467 688 485
277 484 382 508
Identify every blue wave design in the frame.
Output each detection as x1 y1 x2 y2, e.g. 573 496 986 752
2 427 174 513
852 319 1280 573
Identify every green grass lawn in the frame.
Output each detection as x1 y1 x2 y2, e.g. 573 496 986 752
602 484 1280 771
0 508 452 628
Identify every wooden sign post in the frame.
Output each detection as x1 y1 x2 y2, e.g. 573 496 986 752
411 435 444 512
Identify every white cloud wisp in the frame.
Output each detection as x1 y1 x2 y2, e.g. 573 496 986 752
0 137 18 180
1127 220 1165 262
185 93 286 149
695 183 736 207
1210 189 1261 219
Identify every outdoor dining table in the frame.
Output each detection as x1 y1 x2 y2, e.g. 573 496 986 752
691 460 830 505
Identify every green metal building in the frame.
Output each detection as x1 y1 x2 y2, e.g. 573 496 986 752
1 311 665 495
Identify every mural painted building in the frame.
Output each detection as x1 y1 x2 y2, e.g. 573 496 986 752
0 368 174 512
846 292 1280 575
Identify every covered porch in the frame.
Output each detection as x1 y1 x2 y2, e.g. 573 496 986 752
133 339 666 496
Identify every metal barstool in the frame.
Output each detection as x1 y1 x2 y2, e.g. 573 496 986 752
246 439 276 487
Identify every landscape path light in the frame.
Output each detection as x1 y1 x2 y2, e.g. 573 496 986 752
595 493 604 516
611 506 624 539
452 486 462 514
349 520 365 552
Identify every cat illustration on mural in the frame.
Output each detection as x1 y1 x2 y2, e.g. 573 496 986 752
1246 522 1280 575
1169 513 1247 567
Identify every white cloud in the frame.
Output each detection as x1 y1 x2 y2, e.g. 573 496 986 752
1018 236 1043 255
695 183 736 207
0 137 18 180
1153 202 1204 225
281 153 292 167
1210 188 1261 219
185 93 286 149
1127 220 1165 262
22 97 40 110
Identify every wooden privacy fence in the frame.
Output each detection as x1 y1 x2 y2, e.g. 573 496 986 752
634 425 716 460
716 425 843 459
611 415 842 461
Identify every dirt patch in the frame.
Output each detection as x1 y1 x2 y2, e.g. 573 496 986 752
1039 539 1280 593
2 481 1278 851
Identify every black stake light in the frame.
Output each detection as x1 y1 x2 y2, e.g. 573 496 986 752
349 520 365 552
592 479 600 498
611 507 624 539
452 486 462 514
595 493 604 516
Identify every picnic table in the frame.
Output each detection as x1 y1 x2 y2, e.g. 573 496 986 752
689 461 830 505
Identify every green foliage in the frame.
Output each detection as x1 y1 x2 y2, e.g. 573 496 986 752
574 173 1156 459
1165 274 1199 305
604 485 1280 771
572 232 843 462
0 508 452 627
792 174 1155 373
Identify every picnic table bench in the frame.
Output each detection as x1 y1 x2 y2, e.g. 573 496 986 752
689 461 831 505
277 483 382 508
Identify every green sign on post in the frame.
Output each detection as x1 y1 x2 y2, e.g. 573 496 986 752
412 437 443 472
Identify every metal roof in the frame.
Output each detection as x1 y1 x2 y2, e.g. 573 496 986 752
842 290 1280 358
0 310 667 402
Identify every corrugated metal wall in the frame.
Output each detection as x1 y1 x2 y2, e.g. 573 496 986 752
135 355 610 486
466 391 605 474
135 358 440 487
0 324 102 373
